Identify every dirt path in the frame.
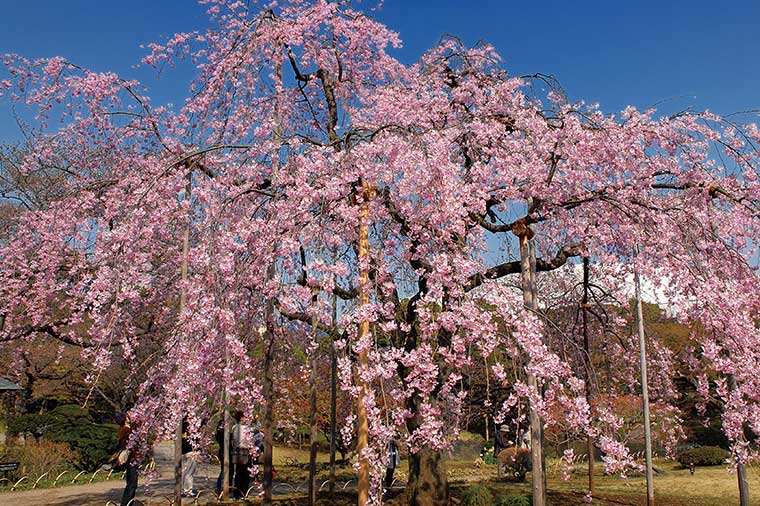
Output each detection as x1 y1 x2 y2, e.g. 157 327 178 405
0 442 221 506
0 476 178 506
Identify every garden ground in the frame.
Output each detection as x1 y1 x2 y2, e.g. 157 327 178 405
1 444 758 505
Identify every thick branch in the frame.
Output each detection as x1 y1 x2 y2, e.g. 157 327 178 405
378 188 434 273
464 242 581 292
2 323 94 348
277 306 337 336
316 69 339 143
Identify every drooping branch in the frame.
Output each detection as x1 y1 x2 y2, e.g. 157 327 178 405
378 187 434 274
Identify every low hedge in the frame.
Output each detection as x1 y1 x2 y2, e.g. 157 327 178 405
676 446 730 467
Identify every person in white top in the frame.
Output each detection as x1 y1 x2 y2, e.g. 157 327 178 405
231 410 252 498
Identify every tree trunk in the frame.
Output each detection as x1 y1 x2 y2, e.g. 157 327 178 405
518 217 547 506
406 447 449 506
405 392 449 506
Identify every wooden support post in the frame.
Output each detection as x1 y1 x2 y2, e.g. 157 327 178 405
356 181 373 506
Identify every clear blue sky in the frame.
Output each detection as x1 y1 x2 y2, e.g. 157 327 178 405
1 0 758 142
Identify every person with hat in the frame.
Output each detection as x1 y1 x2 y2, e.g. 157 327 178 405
494 424 511 478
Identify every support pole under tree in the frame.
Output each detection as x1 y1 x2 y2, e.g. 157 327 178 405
727 374 750 506
737 459 750 506
174 172 192 506
356 181 373 506
528 221 547 504
222 389 230 500
308 291 319 506
262 309 275 506
515 210 547 506
581 257 595 495
329 289 338 498
222 337 230 500
634 260 655 506
262 53 282 506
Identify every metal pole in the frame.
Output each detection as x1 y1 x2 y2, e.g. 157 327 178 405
634 262 655 506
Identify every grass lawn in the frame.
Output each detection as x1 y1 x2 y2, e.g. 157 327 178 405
552 459 760 506
451 457 760 506
253 447 760 505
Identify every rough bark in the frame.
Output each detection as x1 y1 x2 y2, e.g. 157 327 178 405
405 391 449 506
406 447 449 506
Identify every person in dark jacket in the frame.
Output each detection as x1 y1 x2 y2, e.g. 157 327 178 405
383 434 401 497
494 424 511 478
116 413 139 506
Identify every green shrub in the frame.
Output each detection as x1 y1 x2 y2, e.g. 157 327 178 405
460 431 485 444
460 484 493 506
497 447 532 482
8 405 119 470
495 493 532 506
676 446 730 467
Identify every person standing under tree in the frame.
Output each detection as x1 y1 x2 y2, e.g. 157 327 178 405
494 425 510 478
116 413 139 506
384 434 401 497
231 410 251 498
181 417 198 498
250 424 265 496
